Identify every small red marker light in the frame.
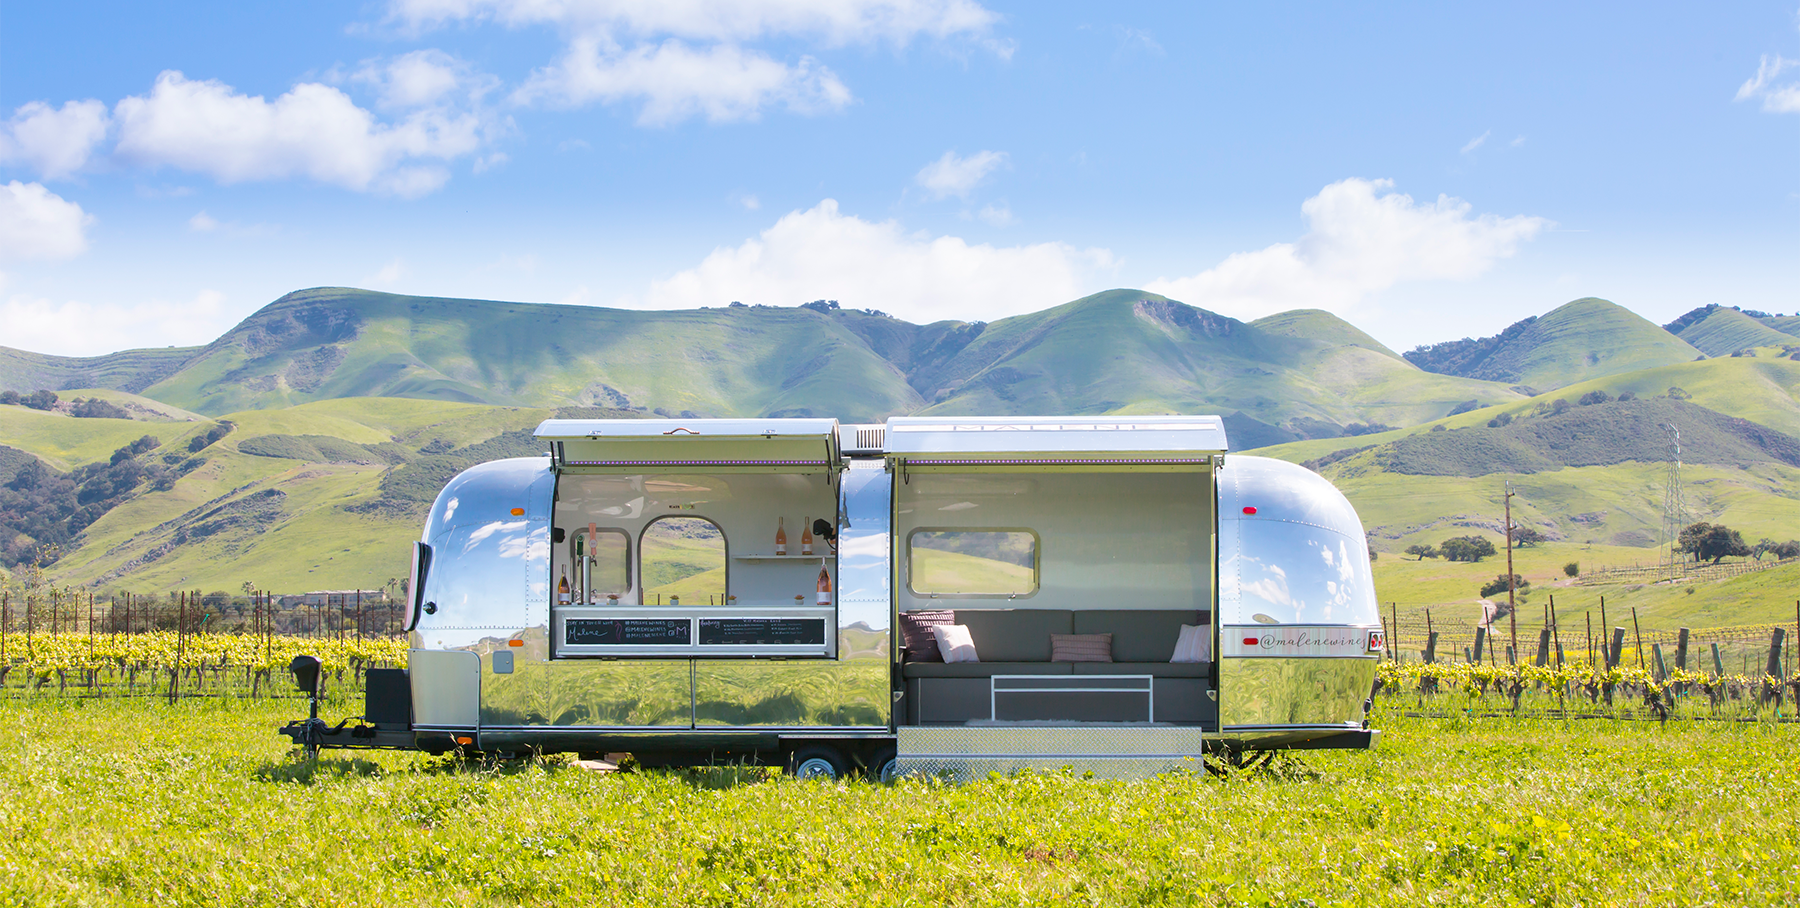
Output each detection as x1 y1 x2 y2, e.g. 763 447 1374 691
1242 506 1257 515
1242 637 1260 646
510 507 524 516
508 639 524 647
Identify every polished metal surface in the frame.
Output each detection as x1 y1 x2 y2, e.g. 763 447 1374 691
1218 655 1377 728
836 463 892 634
1216 455 1380 627
1219 624 1381 659
414 457 555 641
545 660 694 728
895 726 1206 781
409 649 480 729
693 660 888 728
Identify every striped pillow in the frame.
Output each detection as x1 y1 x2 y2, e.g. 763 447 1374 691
1050 633 1113 663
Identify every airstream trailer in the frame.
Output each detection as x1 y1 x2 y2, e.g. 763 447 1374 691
282 416 1383 780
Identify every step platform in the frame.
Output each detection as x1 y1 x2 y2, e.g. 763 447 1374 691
896 725 1205 782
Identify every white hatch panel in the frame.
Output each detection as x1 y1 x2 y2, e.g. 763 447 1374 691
536 418 841 473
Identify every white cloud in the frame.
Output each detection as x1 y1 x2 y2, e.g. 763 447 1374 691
915 149 1006 199
392 0 997 125
350 48 500 111
0 100 110 180
733 191 761 210
514 38 851 123
388 0 1000 46
974 202 1014 226
1143 178 1548 320
1510 135 1526 147
643 199 1115 322
0 181 92 262
188 211 218 232
1460 130 1490 154
112 71 489 197
0 289 229 356
371 258 408 286
1736 54 1800 113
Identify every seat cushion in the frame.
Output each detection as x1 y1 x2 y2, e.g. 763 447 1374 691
898 609 955 661
1071 661 1211 678
1050 633 1113 662
953 609 1072 662
903 661 1073 678
1072 610 1208 662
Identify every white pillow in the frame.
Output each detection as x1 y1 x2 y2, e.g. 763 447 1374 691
931 624 980 663
1171 623 1211 663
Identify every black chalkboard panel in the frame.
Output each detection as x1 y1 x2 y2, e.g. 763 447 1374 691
699 617 827 646
566 618 691 646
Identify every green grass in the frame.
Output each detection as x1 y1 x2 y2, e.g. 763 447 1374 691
1 697 1797 905
1675 307 1796 356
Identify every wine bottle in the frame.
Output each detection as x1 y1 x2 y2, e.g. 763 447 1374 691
558 568 571 605
775 516 788 555
815 566 832 607
801 517 814 556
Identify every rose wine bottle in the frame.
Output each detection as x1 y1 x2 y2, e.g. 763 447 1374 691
558 568 571 605
801 517 814 556
775 517 788 555
815 567 832 607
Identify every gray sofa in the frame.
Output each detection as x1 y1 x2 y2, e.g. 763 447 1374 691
901 609 1214 726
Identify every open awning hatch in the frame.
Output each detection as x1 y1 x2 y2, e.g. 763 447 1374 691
536 418 841 473
884 416 1228 472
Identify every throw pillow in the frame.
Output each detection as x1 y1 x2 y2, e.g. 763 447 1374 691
1171 624 1211 663
1050 633 1114 663
898 609 955 662
932 624 980 663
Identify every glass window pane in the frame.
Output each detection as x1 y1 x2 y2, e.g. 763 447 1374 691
589 530 629 600
909 530 1037 596
641 516 727 604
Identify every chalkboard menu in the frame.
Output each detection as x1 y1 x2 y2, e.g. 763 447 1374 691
566 618 691 646
699 617 827 646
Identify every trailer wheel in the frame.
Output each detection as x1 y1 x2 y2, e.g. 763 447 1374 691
865 744 899 784
788 745 847 780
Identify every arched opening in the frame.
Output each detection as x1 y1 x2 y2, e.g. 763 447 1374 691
640 516 727 604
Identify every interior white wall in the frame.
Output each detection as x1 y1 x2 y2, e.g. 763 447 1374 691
552 471 837 606
895 471 1213 612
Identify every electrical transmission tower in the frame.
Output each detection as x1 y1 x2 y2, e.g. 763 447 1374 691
1661 423 1687 582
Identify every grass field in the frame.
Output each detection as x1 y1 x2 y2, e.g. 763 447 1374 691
1 696 1796 906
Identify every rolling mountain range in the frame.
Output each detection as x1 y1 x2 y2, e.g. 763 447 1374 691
3 287 1799 607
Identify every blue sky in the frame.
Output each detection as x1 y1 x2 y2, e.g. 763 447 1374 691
2 1 1796 356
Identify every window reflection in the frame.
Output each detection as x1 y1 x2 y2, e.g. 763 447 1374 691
908 529 1038 596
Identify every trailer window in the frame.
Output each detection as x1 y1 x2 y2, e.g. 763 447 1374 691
908 529 1038 597
641 516 727 604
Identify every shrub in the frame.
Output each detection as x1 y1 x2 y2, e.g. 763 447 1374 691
1486 412 1513 428
1578 390 1612 406
1563 562 1580 577
1679 522 1751 564
1513 526 1546 547
1440 535 1497 563
1667 386 1690 400
1480 573 1530 598
1616 391 1636 401
1405 544 1438 560
70 398 130 419
21 389 58 411
1548 398 1572 416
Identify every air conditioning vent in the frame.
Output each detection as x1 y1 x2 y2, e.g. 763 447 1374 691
841 424 887 455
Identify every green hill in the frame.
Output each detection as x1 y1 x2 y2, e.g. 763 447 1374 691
0 346 202 396
1666 305 1797 356
1402 298 1702 392
914 291 1519 440
1756 314 1800 338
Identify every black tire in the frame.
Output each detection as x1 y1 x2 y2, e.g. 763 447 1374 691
865 745 899 783
788 744 847 780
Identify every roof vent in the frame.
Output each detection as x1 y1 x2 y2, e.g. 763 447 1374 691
842 424 887 455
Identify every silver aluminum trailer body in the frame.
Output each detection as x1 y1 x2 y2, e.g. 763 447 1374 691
288 415 1381 777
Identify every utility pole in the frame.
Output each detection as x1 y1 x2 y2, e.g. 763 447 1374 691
1505 481 1518 663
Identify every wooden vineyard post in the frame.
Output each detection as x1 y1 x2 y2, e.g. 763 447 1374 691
1599 597 1609 665
1676 628 1690 671
1473 626 1488 664
1651 644 1667 682
1586 612 1595 668
1608 627 1626 671
1389 602 1399 660
1379 611 1392 662
1632 607 1646 669
1770 628 1788 679
1536 628 1552 667
1551 606 1566 669
1425 631 1439 664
